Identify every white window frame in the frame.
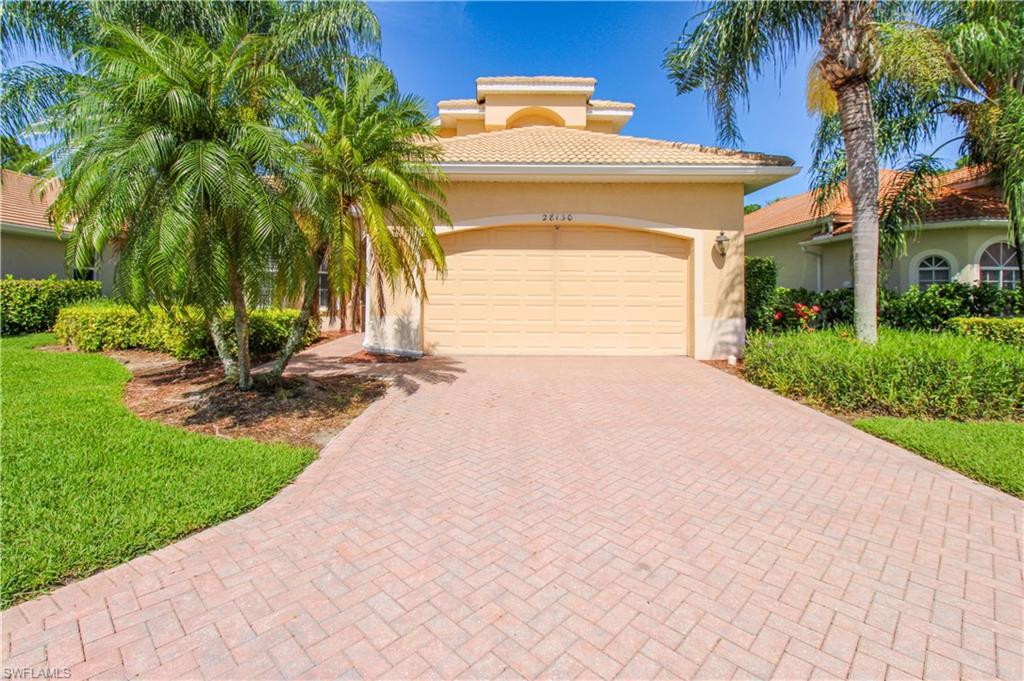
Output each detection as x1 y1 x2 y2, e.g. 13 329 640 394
976 239 1020 290
908 250 957 289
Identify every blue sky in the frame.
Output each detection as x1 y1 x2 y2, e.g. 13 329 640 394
11 1 961 205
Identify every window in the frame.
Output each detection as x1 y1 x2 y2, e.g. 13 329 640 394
916 255 950 289
318 266 330 309
72 254 99 281
979 242 1020 290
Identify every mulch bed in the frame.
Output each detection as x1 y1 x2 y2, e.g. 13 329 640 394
110 351 387 449
342 349 417 364
701 359 744 378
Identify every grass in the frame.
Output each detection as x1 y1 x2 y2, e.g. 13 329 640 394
0 334 317 607
854 417 1024 498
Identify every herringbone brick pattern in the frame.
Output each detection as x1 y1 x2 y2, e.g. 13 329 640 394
2 356 1021 680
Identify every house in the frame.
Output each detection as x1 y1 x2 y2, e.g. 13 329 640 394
0 170 117 293
364 76 797 359
745 166 1018 292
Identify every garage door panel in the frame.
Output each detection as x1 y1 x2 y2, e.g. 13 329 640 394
425 225 689 355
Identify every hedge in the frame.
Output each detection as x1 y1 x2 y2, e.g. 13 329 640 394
54 302 320 360
745 328 1024 420
946 317 1024 349
1 276 102 335
745 257 778 332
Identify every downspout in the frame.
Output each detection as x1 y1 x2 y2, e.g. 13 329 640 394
801 244 824 292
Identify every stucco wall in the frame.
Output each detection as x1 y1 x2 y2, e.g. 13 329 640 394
1 230 117 294
746 226 821 290
366 181 748 359
751 223 1012 293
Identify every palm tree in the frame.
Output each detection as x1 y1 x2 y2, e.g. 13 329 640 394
267 61 448 377
811 1 1023 288
665 1 884 343
45 21 313 390
1 0 380 135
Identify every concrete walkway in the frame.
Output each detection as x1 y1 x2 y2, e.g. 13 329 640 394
2 355 1021 679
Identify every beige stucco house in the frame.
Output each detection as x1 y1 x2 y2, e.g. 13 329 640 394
365 76 797 359
0 170 116 293
745 166 1018 292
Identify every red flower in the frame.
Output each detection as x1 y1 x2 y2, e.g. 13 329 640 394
774 311 783 320
812 305 821 313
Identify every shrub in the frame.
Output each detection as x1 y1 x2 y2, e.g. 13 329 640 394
768 283 1022 332
946 317 1024 349
0 276 102 335
54 302 320 360
745 257 778 332
744 328 1024 420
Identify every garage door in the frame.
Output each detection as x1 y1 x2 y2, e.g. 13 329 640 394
424 224 690 355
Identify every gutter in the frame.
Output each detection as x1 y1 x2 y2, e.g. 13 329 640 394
799 218 1010 246
438 163 799 192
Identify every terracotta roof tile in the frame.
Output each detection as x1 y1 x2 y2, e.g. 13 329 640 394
476 76 596 87
588 99 635 111
437 99 480 108
0 170 62 232
436 126 794 166
745 166 1005 237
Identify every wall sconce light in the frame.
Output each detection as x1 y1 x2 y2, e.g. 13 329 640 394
714 230 730 257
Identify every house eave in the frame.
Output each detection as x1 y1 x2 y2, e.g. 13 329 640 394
745 217 831 241
438 163 799 191
797 218 1010 246
1 222 65 238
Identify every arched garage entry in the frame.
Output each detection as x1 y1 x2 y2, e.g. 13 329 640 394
423 222 694 355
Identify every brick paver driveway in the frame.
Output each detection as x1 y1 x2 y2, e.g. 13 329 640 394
3 356 1021 680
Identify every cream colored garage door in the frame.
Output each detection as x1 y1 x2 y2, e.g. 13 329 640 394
424 224 690 355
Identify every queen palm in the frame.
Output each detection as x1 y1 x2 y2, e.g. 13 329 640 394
665 1 884 343
46 21 313 390
267 61 448 377
1 0 380 135
811 1 1024 287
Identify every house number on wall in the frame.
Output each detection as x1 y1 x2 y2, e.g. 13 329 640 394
541 213 573 222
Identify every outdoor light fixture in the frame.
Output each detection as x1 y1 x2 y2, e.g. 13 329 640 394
714 230 730 257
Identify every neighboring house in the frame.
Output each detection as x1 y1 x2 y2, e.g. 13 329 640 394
365 76 797 359
745 166 1018 292
0 169 117 293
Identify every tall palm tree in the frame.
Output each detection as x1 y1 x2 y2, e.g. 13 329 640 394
811 1 1023 288
665 1 884 343
45 21 313 390
267 61 448 377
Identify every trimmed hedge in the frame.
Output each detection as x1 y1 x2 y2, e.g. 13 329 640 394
745 257 778 332
763 281 1022 332
946 317 1024 349
744 328 1024 420
54 302 320 360
1 276 102 335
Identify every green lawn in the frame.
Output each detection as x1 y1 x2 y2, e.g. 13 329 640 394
854 417 1024 498
0 334 316 607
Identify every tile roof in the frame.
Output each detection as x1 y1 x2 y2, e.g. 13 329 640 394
588 99 635 111
437 99 480 109
0 170 62 232
476 76 596 87
435 126 794 166
745 166 1005 237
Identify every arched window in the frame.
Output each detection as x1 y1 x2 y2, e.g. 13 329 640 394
979 242 1020 290
916 255 950 289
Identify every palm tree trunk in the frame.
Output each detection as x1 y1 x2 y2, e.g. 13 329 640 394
227 263 253 390
836 78 880 344
207 310 237 380
1011 219 1024 292
268 244 327 378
